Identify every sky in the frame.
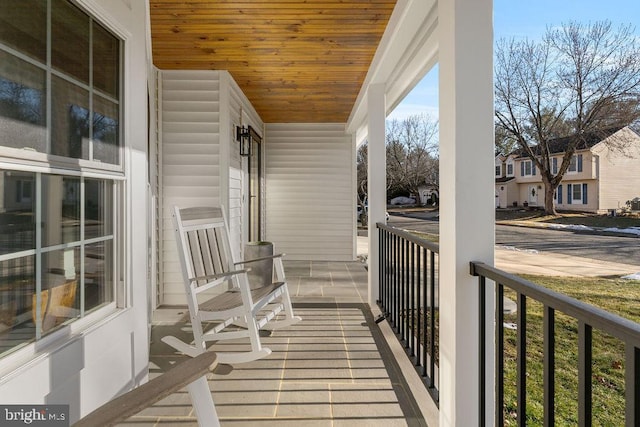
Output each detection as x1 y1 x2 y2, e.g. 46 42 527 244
388 0 640 121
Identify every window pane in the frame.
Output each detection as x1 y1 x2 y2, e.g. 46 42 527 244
93 95 119 164
85 179 113 239
93 22 119 99
51 76 90 160
51 0 89 84
0 171 36 256
85 240 113 312
0 0 47 63
42 175 81 247
572 185 581 202
41 248 80 334
0 51 47 152
0 255 35 357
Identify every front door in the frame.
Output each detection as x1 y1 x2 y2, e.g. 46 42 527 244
528 185 539 206
248 132 263 242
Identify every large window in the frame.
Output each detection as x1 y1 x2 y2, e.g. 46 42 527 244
0 0 121 357
567 183 588 205
568 154 583 173
521 160 535 176
0 0 120 164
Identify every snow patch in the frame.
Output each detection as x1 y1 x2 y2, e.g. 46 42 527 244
622 272 640 280
496 245 539 254
603 227 640 236
547 224 594 231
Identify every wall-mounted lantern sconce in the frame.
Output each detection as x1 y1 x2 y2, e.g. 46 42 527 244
236 125 252 157
236 125 262 157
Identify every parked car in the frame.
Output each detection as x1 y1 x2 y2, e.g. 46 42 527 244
390 196 416 205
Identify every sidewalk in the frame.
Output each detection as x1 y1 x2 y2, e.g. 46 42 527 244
357 236 639 277
495 246 638 277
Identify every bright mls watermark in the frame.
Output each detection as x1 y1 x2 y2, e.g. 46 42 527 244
1 405 68 426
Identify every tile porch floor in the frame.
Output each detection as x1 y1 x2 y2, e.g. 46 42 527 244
120 260 428 426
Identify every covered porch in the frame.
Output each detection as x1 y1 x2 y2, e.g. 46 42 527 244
148 0 493 425
130 257 436 426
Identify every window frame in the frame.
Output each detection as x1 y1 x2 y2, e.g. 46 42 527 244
0 1 123 173
567 153 583 174
506 161 514 177
567 182 587 205
521 159 535 176
0 0 126 361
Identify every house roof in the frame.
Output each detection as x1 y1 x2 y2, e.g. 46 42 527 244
149 0 397 124
495 176 515 183
513 126 630 158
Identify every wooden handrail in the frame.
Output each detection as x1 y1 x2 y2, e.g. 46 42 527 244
73 351 218 427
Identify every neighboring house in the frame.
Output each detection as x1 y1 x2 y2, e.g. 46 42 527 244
494 153 518 208
495 127 640 212
417 185 439 205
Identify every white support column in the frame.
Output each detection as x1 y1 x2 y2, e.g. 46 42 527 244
367 83 386 306
438 0 495 425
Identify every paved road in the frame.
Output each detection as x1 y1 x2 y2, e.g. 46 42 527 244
387 213 640 268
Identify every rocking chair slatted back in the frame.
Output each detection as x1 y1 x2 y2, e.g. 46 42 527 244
178 207 232 286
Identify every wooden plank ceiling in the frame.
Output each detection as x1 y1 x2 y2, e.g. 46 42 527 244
150 0 397 123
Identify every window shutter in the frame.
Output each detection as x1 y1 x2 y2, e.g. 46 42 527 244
582 183 587 204
552 158 557 174
567 184 572 203
557 184 562 204
577 154 583 172
521 162 524 176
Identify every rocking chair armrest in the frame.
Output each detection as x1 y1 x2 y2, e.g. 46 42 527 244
235 253 285 265
190 269 250 283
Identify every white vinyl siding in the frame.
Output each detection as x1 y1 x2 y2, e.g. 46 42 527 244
160 70 221 304
226 73 264 259
265 123 355 261
591 128 640 212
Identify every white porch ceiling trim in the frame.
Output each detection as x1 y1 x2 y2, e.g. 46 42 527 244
346 0 439 144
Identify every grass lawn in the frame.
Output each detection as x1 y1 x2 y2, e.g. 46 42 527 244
501 275 640 425
496 209 640 229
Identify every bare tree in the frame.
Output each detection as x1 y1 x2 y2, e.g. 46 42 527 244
386 113 439 201
356 141 369 225
495 21 640 214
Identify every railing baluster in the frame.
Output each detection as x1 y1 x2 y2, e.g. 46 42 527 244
422 247 428 376
384 229 389 313
409 242 415 357
517 292 527 427
378 228 383 307
416 246 422 367
625 345 639 427
496 283 505 427
405 239 410 348
479 275 486 427
400 238 405 340
578 321 592 427
429 249 436 387
393 233 399 332
544 305 555 426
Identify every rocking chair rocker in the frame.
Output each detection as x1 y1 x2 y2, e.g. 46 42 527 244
162 206 301 364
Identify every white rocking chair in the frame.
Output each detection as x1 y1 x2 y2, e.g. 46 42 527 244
162 206 301 364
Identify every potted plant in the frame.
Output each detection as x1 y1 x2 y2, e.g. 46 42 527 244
244 241 274 289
